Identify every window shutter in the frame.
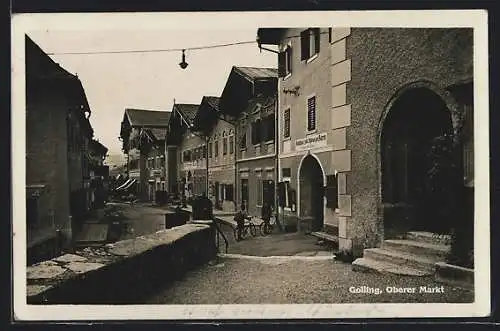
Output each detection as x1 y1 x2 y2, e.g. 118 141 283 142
307 97 316 131
284 109 290 138
326 174 339 209
278 182 286 207
287 47 292 74
278 51 286 77
300 30 309 60
314 28 320 54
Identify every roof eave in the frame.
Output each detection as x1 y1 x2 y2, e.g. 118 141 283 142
257 28 284 45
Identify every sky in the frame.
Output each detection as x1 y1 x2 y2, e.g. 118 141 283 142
28 29 278 159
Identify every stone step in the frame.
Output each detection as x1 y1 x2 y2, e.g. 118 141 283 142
311 231 339 244
363 248 438 273
352 257 431 276
383 239 450 259
406 231 451 245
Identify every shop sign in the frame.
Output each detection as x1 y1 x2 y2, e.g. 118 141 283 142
295 132 327 151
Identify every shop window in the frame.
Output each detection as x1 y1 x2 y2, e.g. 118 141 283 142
257 180 263 206
241 179 249 207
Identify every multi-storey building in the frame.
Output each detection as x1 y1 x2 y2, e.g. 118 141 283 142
194 96 236 212
88 139 109 209
165 102 204 201
257 28 474 259
25 36 97 263
218 67 278 217
120 108 171 201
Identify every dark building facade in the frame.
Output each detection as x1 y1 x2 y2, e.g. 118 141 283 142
218 66 278 217
120 108 171 201
258 28 474 258
25 35 97 263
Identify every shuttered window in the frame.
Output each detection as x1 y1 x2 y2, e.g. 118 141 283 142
284 109 290 138
307 96 316 131
278 46 293 77
301 28 320 60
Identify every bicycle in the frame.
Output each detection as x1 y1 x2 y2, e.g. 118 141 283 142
259 216 276 236
233 217 257 241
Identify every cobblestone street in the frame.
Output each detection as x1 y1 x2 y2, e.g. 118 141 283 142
146 256 474 304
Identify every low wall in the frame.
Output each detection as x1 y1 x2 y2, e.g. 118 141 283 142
27 223 216 304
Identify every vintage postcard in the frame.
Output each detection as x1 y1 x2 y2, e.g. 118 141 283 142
11 10 490 320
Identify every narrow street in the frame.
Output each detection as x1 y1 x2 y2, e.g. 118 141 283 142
146 256 474 304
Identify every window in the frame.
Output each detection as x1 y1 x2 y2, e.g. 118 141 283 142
282 168 291 178
241 179 249 207
307 96 317 131
240 132 247 150
326 173 339 209
251 119 262 145
284 109 290 138
263 115 275 142
328 28 332 43
257 179 263 206
229 136 234 154
208 142 213 158
301 28 320 61
223 137 228 155
203 145 207 158
278 46 293 77
214 140 219 157
226 184 234 201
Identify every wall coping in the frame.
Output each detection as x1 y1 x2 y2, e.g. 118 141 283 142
27 223 210 299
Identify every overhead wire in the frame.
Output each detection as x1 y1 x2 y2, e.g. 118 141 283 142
45 30 332 55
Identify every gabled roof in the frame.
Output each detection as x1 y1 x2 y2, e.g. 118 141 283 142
147 128 168 141
203 96 220 112
233 66 278 83
173 103 199 126
124 108 171 127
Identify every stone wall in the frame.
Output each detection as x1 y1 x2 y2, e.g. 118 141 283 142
345 28 473 255
27 223 216 304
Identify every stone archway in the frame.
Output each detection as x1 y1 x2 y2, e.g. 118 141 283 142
298 154 325 232
380 86 457 238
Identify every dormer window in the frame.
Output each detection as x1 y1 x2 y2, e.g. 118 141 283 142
301 28 320 61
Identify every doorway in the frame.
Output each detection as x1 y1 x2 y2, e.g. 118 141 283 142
299 155 325 232
381 87 455 236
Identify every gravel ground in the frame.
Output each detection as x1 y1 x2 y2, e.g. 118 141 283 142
146 257 473 304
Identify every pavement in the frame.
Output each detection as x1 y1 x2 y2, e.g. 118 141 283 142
145 256 474 304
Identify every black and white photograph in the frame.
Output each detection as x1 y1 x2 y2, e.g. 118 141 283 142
12 10 490 320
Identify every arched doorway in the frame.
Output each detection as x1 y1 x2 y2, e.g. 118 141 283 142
381 87 456 237
299 154 325 232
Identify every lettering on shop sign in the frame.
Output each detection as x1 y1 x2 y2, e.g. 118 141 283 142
295 132 327 151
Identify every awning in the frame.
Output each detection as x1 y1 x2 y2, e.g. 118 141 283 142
115 178 132 191
122 179 137 191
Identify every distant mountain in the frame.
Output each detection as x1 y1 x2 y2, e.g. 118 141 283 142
105 154 126 168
